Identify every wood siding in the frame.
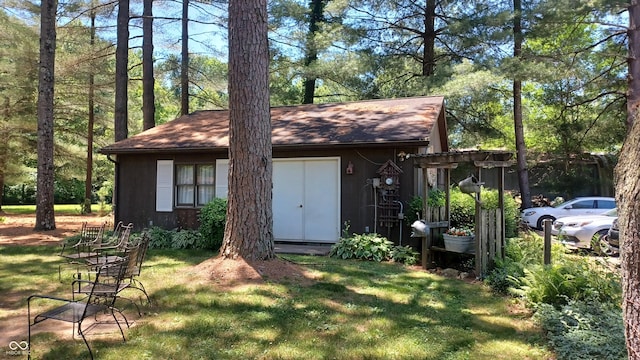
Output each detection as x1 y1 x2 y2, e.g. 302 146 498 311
114 146 423 246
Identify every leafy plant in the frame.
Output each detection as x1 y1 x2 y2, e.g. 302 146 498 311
427 188 446 207
449 186 520 237
198 197 228 251
405 196 424 226
390 245 419 265
534 298 627 360
406 189 446 226
172 229 203 249
147 226 173 249
329 233 393 262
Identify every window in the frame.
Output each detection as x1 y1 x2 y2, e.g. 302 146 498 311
570 200 594 209
175 164 214 207
597 200 616 209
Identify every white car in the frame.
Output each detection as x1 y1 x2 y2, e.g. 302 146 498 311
521 196 616 230
551 208 617 249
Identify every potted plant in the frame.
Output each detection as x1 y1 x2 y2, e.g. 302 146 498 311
442 227 475 253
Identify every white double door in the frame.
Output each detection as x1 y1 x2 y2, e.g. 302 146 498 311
272 158 340 243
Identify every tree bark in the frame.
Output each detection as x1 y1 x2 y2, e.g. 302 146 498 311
221 0 274 260
35 0 57 231
513 0 532 209
423 0 436 77
181 0 189 115
142 0 155 130
302 0 324 104
618 3 640 359
84 7 96 214
114 0 129 142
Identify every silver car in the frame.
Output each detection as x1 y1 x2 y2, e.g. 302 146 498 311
552 208 617 250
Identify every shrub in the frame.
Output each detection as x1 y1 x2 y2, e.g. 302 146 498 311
534 298 627 360
172 229 204 249
450 187 476 228
198 198 228 251
147 226 173 249
330 233 393 262
390 245 419 265
486 233 570 295
405 189 446 226
450 186 520 237
511 260 622 307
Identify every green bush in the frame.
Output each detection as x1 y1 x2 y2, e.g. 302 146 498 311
449 186 520 237
450 187 476 228
534 298 627 360
390 245 419 265
147 226 174 249
172 229 204 249
330 233 393 262
405 189 446 226
198 198 228 251
511 260 622 307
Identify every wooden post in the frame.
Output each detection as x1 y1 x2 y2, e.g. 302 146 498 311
422 167 433 269
475 167 483 277
543 218 552 264
498 166 505 258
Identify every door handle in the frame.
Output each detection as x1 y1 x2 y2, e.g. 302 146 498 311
299 204 303 208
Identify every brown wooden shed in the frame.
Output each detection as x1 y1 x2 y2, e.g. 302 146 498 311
100 96 449 246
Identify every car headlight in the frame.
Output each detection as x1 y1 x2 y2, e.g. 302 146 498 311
524 211 536 216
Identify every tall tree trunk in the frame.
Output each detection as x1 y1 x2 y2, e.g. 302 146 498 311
513 0 532 209
423 0 436 77
84 7 96 214
35 0 57 231
618 3 640 359
221 0 274 260
302 0 324 104
142 0 155 130
181 0 189 115
0 96 8 213
114 0 129 142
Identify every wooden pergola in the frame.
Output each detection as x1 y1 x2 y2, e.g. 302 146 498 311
411 150 514 277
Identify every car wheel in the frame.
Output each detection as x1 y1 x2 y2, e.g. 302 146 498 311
536 215 555 230
597 234 619 257
591 230 608 255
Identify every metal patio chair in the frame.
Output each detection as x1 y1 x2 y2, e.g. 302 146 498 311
75 233 151 319
84 222 134 270
58 222 106 281
28 257 129 360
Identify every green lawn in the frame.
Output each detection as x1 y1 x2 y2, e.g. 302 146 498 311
1 204 112 216
0 246 553 360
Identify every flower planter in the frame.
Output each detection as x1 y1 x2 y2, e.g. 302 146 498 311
442 234 475 253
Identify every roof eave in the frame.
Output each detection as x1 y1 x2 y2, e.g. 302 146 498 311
99 140 431 155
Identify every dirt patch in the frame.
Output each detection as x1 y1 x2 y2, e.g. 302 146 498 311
0 213 113 246
193 255 319 291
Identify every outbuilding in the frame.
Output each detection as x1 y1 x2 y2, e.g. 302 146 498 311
100 96 448 246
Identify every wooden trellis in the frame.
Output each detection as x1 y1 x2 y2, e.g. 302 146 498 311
411 150 513 278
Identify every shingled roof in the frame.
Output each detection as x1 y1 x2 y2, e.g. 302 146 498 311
101 96 446 154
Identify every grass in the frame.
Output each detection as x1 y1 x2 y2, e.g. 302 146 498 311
0 246 554 360
1 204 112 216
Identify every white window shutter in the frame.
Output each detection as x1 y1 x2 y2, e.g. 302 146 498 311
215 159 229 199
156 160 174 212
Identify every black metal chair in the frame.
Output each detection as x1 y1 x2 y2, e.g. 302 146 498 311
84 222 134 269
58 222 106 281
28 257 129 360
74 234 150 319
